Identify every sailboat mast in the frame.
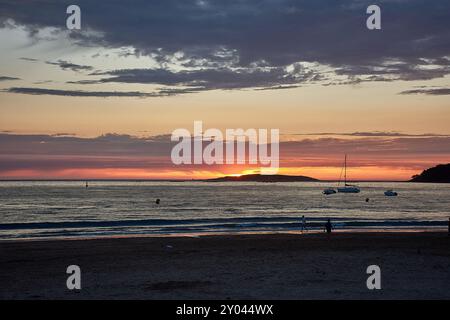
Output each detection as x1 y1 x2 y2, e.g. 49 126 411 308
344 154 347 185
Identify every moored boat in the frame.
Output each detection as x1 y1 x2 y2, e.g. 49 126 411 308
337 155 360 193
384 190 398 196
338 186 360 193
323 188 337 195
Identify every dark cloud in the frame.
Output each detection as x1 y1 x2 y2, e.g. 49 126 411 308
4 87 197 97
0 133 174 174
0 133 172 158
335 60 450 82
46 60 94 72
399 87 450 95
290 132 450 137
255 85 301 91
76 64 320 90
0 132 449 176
19 57 38 62
279 137 450 159
0 0 449 93
0 76 20 81
33 80 53 84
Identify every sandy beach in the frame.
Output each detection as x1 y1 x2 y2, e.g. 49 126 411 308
1 232 449 300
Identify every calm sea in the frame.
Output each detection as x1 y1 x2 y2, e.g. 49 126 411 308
0 181 449 240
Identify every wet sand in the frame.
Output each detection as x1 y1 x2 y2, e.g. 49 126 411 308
1 232 449 299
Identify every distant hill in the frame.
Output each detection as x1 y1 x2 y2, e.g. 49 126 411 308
410 163 450 183
206 174 319 182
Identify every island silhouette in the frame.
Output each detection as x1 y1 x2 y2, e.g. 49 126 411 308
410 163 450 183
206 174 319 182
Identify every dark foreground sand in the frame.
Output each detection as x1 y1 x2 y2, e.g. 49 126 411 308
1 232 449 299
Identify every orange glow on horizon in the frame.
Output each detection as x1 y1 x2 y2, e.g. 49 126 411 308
0 165 422 181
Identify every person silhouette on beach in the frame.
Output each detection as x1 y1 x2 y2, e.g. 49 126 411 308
324 219 332 234
301 215 307 233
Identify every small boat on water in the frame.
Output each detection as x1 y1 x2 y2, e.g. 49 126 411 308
323 188 336 195
338 186 360 193
337 155 360 193
384 190 398 196
322 155 360 194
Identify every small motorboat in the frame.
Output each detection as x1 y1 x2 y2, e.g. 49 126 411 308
384 190 398 196
323 188 337 195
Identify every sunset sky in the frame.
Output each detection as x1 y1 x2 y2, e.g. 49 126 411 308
0 0 449 180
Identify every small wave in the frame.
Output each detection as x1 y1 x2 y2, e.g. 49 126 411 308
224 208 241 214
0 216 448 240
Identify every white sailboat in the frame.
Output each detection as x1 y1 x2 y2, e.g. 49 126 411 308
337 155 360 193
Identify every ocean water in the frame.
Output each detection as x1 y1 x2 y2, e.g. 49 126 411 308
0 181 449 240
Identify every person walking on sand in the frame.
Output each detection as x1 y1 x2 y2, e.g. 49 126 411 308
324 218 332 234
301 215 307 233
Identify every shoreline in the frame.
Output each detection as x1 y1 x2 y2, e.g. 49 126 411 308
1 231 449 299
1 227 448 243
